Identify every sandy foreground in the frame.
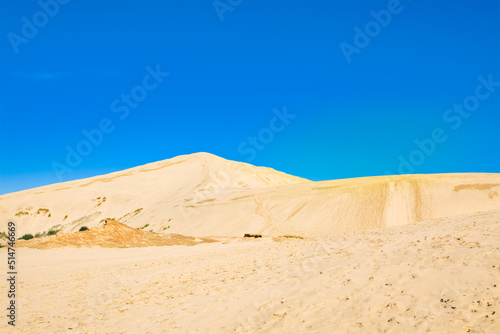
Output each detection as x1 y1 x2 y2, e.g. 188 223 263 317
1 210 499 333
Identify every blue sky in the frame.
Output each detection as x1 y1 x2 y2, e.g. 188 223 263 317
0 0 499 195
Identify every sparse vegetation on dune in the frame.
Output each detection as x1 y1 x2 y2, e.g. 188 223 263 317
282 235 304 239
36 208 50 215
119 208 143 223
15 211 29 217
29 225 62 239
20 226 87 240
244 234 262 238
16 208 53 217
92 196 107 207
47 229 60 236
138 223 150 230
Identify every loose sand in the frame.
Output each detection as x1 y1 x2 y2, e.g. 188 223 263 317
1 210 499 333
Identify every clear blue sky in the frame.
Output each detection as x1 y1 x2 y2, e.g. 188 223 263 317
1 0 499 195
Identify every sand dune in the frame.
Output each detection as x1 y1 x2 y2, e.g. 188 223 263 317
1 152 499 238
15 220 217 249
1 209 498 333
1 153 499 333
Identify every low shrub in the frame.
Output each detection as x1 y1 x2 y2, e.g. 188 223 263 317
47 229 60 236
19 234 34 240
79 226 89 232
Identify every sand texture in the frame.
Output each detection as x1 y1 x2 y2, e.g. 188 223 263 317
1 210 499 333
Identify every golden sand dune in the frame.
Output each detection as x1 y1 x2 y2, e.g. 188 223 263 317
1 152 499 237
1 210 498 333
15 220 217 249
0 153 499 333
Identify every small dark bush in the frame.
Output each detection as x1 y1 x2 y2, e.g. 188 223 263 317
19 234 34 240
244 234 262 238
79 226 89 232
47 229 59 236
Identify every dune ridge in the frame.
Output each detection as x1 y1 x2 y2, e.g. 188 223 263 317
1 152 499 238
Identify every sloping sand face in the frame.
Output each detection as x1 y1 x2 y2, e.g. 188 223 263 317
14 220 217 249
0 153 499 238
1 210 498 333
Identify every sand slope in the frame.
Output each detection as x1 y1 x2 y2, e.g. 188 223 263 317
1 209 498 333
14 220 217 249
0 152 499 237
